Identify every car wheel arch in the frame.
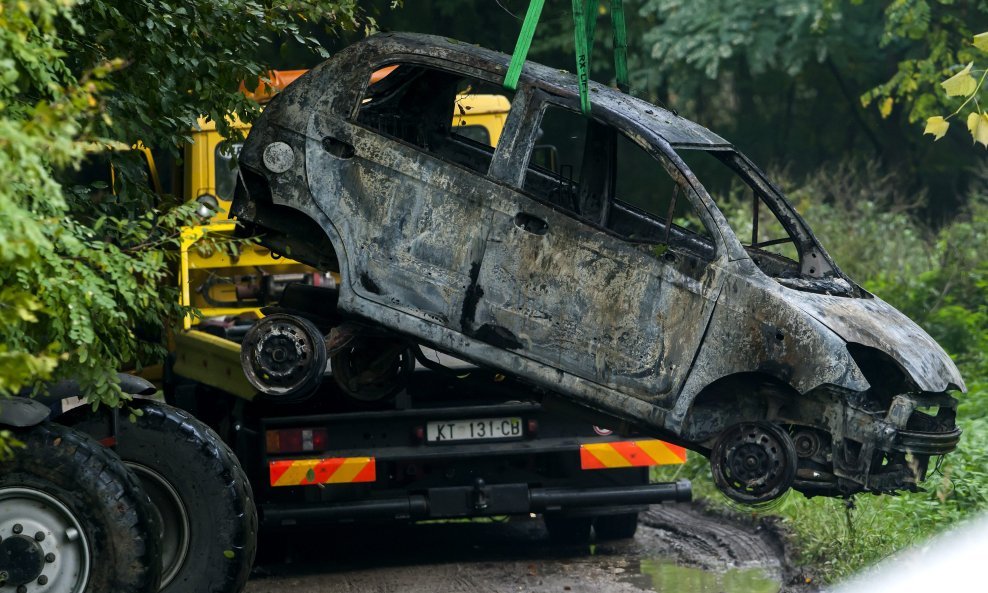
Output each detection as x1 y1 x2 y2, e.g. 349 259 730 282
676 372 804 445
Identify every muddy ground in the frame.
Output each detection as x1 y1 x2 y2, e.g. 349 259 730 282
246 503 814 593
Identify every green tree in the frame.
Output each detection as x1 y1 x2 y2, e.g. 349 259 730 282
630 0 984 219
0 1 372 412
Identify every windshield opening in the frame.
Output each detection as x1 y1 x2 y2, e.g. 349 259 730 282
674 148 856 295
677 148 798 267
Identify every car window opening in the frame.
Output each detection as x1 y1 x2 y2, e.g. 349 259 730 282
215 141 243 201
356 63 513 175
523 104 715 261
676 148 806 277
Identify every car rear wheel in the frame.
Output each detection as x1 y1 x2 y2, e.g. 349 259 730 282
65 401 257 593
331 337 415 405
0 422 161 593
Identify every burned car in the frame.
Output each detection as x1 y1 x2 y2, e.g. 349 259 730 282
230 32 964 503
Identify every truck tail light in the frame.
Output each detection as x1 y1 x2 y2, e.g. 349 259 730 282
266 428 329 454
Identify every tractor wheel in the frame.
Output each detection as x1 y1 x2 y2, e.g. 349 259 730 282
0 422 161 593
66 401 257 593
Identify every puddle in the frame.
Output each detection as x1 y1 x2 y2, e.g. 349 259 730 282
627 558 781 593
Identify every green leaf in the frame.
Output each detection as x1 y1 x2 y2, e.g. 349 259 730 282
941 62 977 97
967 112 988 148
924 116 950 141
974 32 988 52
879 97 894 119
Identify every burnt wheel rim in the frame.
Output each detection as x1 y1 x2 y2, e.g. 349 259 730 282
711 422 796 504
0 487 90 593
242 315 325 397
126 463 190 589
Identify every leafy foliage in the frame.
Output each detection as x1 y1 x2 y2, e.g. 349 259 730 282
0 1 371 411
918 33 988 147
861 0 988 145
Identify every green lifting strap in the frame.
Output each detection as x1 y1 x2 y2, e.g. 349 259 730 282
571 0 592 114
585 0 598 53
504 0 546 91
611 0 629 92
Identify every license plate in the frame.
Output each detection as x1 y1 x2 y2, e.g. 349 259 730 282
426 417 523 443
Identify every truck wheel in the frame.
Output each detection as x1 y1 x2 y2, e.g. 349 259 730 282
593 512 639 540
65 401 257 593
543 514 593 545
0 422 161 593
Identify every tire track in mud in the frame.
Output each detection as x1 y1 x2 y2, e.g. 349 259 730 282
246 503 799 593
638 505 784 570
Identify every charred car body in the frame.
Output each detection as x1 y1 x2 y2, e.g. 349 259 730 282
231 33 964 503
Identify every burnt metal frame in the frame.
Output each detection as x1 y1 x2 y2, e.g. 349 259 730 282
488 89 725 262
231 33 967 498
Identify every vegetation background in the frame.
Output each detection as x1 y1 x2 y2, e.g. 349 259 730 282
1 0 985 583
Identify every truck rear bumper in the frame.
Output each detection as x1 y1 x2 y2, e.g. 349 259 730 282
260 479 692 527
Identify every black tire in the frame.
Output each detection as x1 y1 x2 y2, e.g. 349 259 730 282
543 514 593 545
593 512 639 540
0 422 161 593
65 401 257 593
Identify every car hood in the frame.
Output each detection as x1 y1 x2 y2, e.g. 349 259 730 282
780 288 966 393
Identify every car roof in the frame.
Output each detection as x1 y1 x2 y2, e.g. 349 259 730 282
359 32 731 148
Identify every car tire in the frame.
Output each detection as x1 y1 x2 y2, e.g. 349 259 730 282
593 512 639 540
65 401 257 593
0 422 161 593
543 514 593 545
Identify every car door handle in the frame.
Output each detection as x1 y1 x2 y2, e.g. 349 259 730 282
514 212 549 235
321 136 355 159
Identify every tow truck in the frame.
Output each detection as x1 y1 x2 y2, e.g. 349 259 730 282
2 69 690 593
168 68 691 540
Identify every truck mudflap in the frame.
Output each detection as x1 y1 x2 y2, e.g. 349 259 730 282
259 479 692 527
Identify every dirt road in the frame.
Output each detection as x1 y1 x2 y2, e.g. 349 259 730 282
246 503 805 593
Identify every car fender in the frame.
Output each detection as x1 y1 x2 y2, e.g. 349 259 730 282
667 269 870 434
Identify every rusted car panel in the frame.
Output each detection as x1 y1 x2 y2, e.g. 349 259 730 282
231 32 964 502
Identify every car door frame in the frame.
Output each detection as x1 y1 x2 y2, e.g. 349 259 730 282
309 54 533 330
482 89 730 404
